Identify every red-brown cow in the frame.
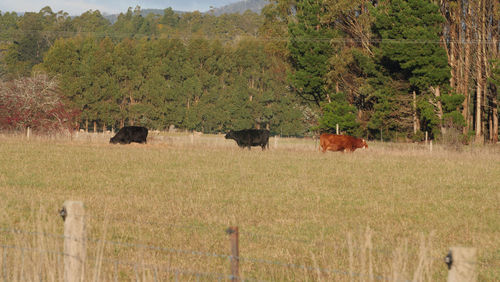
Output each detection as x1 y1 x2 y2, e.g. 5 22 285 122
319 133 368 153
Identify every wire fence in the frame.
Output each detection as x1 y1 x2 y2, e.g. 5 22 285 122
0 224 401 281
1 204 496 281
2 223 495 282
0 244 237 282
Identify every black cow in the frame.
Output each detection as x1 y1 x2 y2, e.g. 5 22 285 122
110 126 148 144
225 129 270 150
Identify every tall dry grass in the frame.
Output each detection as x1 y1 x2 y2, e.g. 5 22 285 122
0 132 499 281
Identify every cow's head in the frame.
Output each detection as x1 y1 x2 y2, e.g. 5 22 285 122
225 131 235 140
361 138 368 149
109 137 119 144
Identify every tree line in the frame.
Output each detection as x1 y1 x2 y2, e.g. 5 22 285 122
0 1 499 143
276 0 499 143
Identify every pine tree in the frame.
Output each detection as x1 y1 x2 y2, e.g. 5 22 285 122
373 0 453 137
288 0 334 106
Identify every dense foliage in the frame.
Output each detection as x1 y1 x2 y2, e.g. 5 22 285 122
0 0 498 141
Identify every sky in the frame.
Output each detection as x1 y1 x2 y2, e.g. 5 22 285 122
0 0 243 16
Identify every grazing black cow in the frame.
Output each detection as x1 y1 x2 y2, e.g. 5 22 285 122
225 129 270 150
110 126 148 144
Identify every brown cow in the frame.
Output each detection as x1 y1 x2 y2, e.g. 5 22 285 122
319 133 368 153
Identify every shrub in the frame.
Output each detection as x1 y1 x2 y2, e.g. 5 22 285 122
0 72 79 132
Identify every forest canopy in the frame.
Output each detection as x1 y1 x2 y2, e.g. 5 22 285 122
0 0 498 143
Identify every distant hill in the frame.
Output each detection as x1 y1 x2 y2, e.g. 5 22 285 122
208 0 269 16
103 0 268 23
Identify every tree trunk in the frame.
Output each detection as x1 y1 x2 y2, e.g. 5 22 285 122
490 0 499 143
489 111 493 142
413 90 419 134
433 86 445 134
493 102 499 143
463 0 473 134
474 0 484 143
475 66 483 142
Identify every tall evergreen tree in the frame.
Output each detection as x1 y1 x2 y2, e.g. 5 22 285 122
373 0 453 137
288 0 334 106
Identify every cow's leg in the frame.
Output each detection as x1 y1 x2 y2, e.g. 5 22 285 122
321 144 328 152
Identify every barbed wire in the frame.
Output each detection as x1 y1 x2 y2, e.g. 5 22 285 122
0 242 386 282
93 215 402 257
85 235 232 261
0 232 395 281
0 222 405 264
0 226 66 240
3 222 498 267
63 212 396 253
1 244 80 261
2 225 498 281
85 255 265 282
0 244 258 282
0 221 487 266
0 228 388 279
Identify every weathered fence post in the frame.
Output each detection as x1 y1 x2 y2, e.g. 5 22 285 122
446 247 477 282
336 124 339 135
26 127 31 140
430 140 433 152
61 201 86 282
425 131 428 144
226 227 239 282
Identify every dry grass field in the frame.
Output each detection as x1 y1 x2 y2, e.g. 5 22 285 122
0 132 499 281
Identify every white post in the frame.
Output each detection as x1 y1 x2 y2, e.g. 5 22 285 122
336 124 339 135
62 201 86 282
425 131 428 144
430 140 433 152
447 247 477 282
27 127 31 140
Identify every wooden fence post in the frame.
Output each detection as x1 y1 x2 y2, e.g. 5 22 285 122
336 124 339 135
226 227 239 282
446 247 477 282
430 140 433 152
61 201 86 282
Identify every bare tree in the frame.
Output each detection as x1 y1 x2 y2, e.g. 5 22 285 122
0 72 79 132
